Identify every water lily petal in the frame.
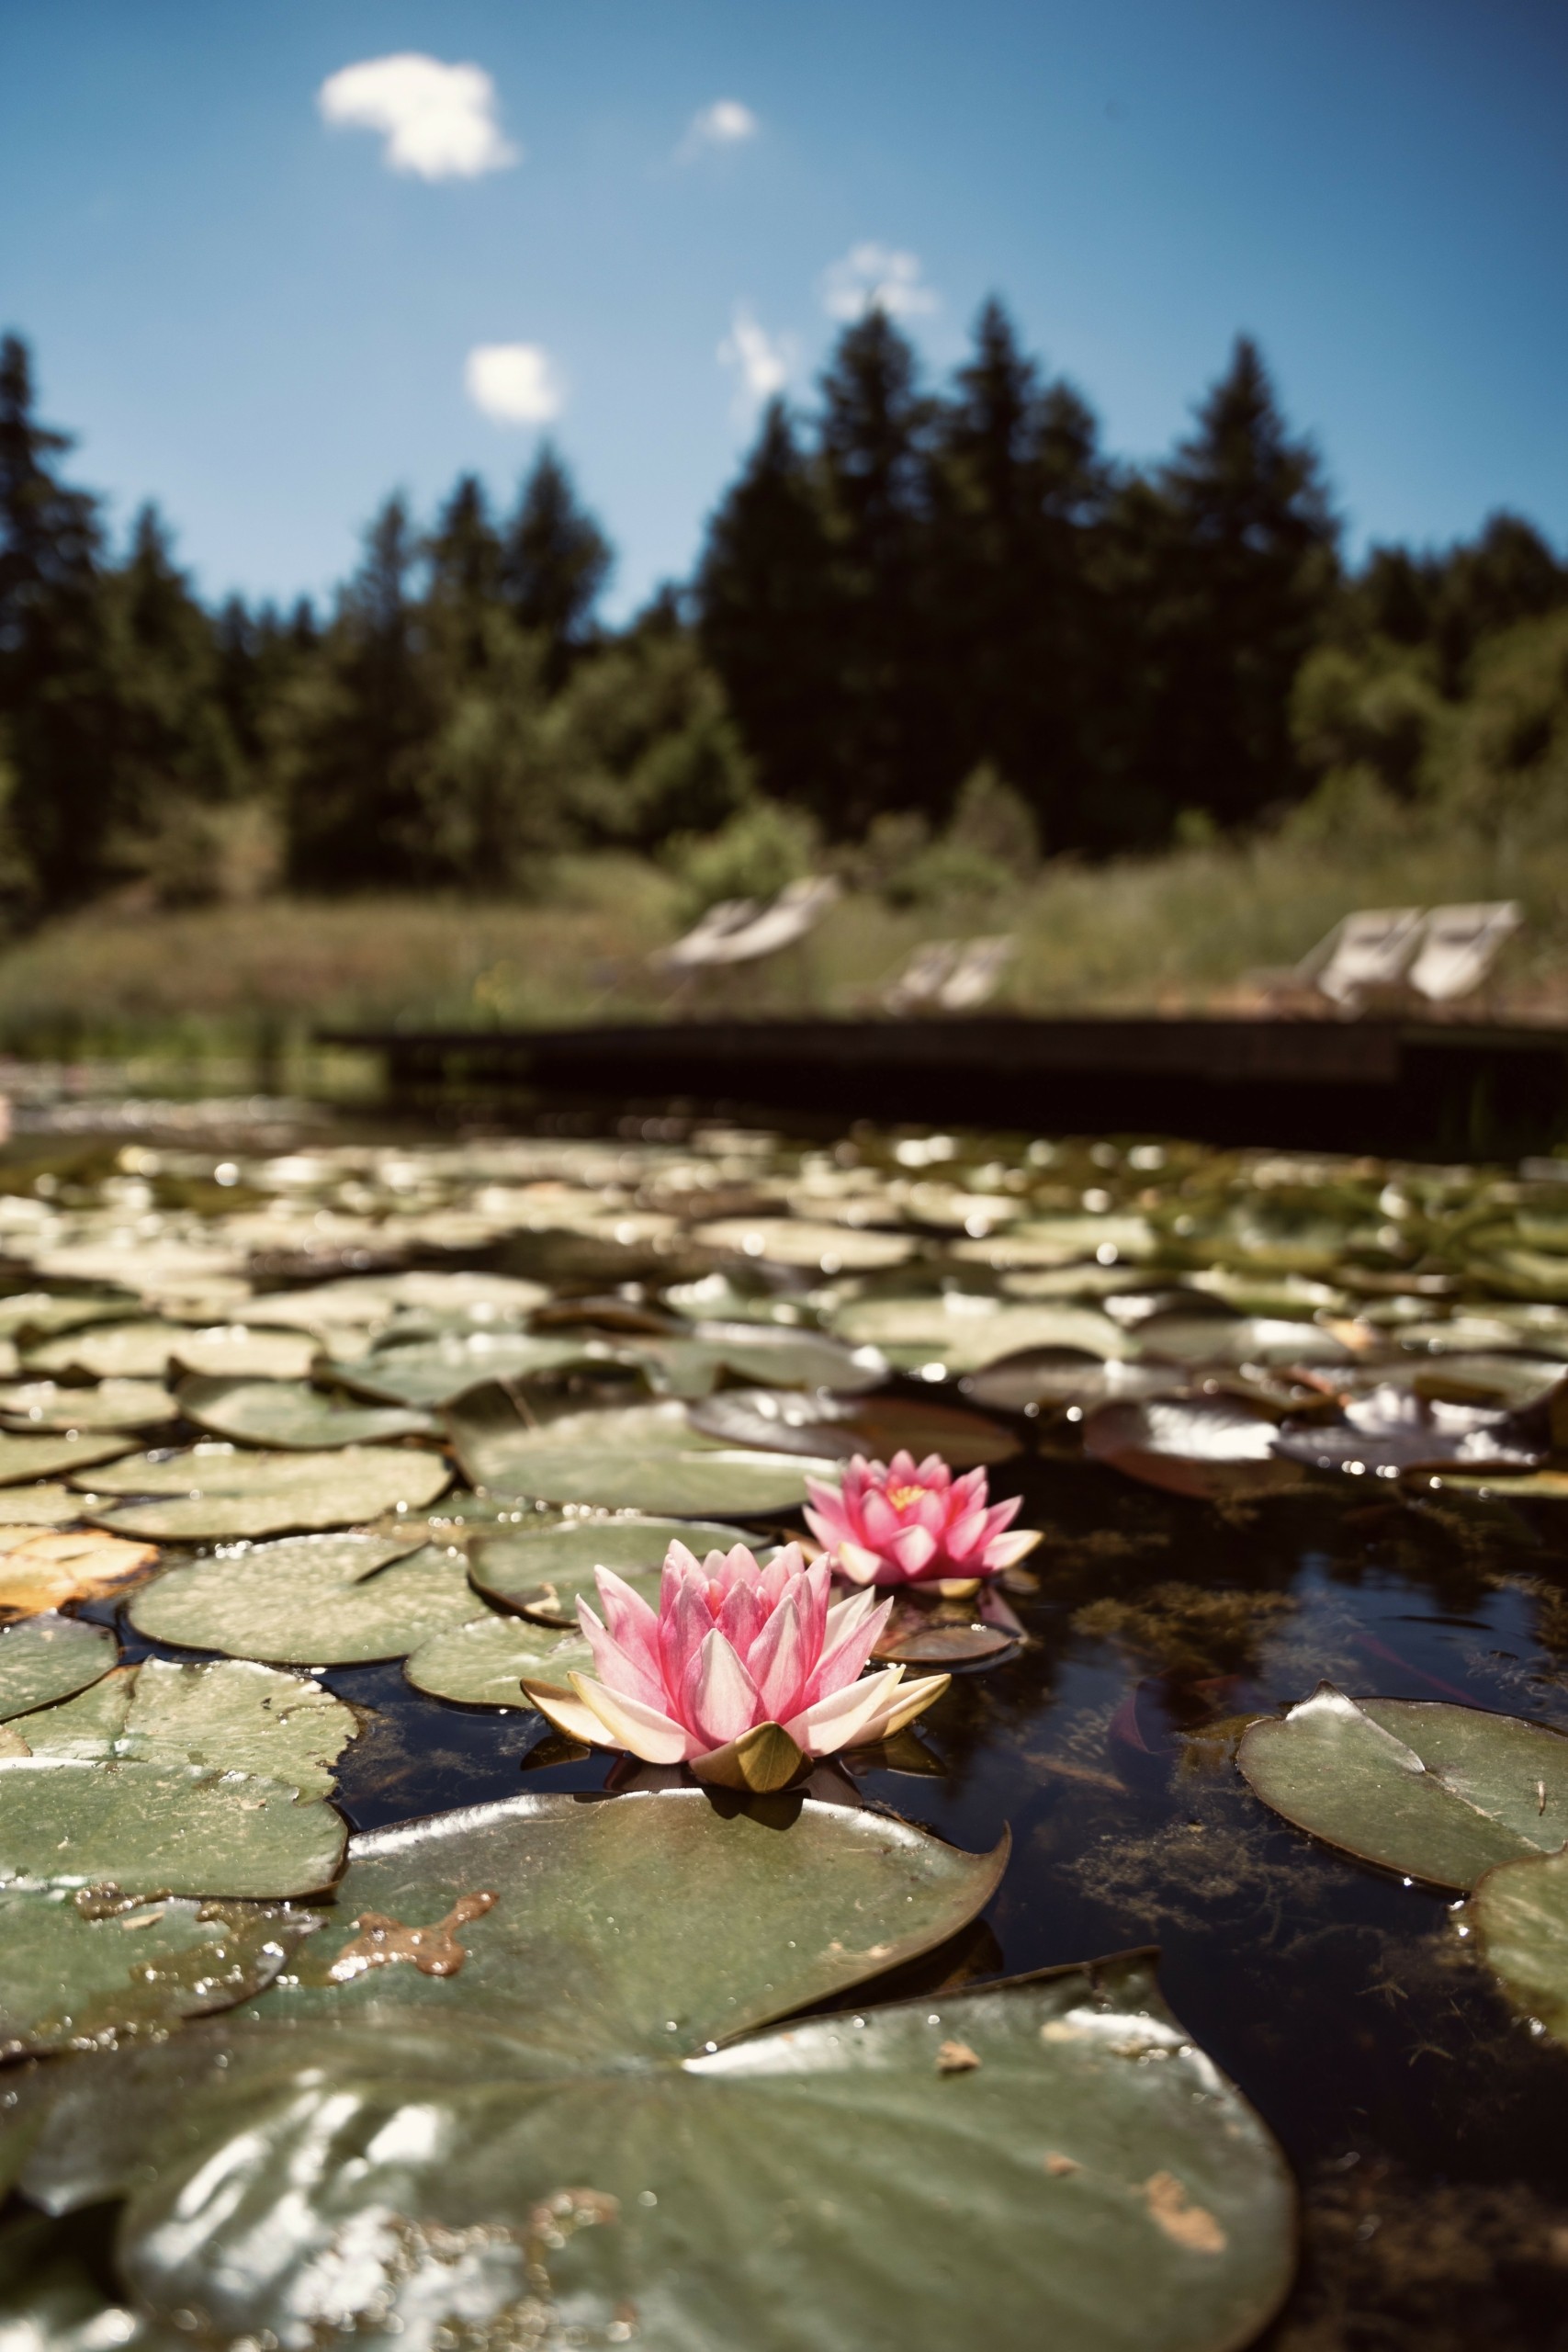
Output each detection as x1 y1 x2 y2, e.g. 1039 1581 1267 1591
520 1679 614 1748
861 1670 952 1743
889 1522 939 1577
570 1671 696 1764
684 1628 761 1748
788 1665 908 1758
815 1589 894 1696
979 1525 1043 1571
748 1594 809 1722
830 1540 886 1587
578 1600 667 1713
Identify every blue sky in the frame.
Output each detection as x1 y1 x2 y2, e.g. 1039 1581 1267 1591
2 0 1564 620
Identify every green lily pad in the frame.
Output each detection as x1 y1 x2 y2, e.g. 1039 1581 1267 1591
694 1215 916 1269
1082 1396 1302 1499
81 1442 452 1540
962 1349 1174 1412
0 1379 178 1432
829 1295 1131 1373
1469 1845 1568 2044
330 1331 611 1408
633 1321 889 1399
0 1887 305 2060
686 1385 1021 1466
129 1534 476 1665
0 1613 116 1722
117 1658 358 1799
0 1483 94 1525
11 1796 1292 2352
176 1375 438 1450
1136 1313 1356 1368
403 1613 592 1706
469 1515 752 1623
449 1385 837 1515
0 1753 344 1899
24 1319 288 1383
1237 1685 1568 1888
0 1430 135 1487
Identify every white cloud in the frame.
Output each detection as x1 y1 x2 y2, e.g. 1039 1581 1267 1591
678 97 760 161
820 243 939 323
465 344 564 426
318 54 519 181
718 307 794 417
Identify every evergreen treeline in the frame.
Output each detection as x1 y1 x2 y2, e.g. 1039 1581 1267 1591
1 311 1564 919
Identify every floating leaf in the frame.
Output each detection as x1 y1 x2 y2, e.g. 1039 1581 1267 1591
1136 1313 1357 1368
962 1349 1174 1412
694 1215 916 1270
82 1442 451 1540
129 1533 474 1665
24 1319 211 1381
635 1321 888 1399
176 1375 438 1450
449 1385 837 1515
952 1211 1157 1267
0 1754 344 1899
329 1331 610 1408
0 1378 177 1432
1082 1396 1301 1498
11 1798 1292 2352
403 1613 591 1706
0 1430 134 1487
112 1658 359 1800
0 1614 116 1722
1418 1466 1568 1500
687 1385 1020 1466
829 1295 1131 1373
469 1515 753 1623
0 1483 94 1526
0 1888 304 2060
1237 1685 1568 1888
1469 1845 1568 2044
0 1527 156 1620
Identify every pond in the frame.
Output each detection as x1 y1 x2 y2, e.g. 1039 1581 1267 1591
2 1102 1568 2349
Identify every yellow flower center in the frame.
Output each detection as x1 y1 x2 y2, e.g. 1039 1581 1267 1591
886 1483 928 1510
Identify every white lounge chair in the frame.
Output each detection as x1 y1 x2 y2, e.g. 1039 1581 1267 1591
655 877 840 977
883 940 960 1013
938 934 1015 1011
1407 901 1522 1003
1286 908 1426 1008
654 898 761 975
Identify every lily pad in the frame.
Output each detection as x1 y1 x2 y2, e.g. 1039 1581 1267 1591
634 1321 889 1399
1237 1685 1568 1888
694 1215 916 1270
0 1887 304 2059
0 1527 156 1619
829 1295 1131 1373
82 1442 451 1540
687 1385 1021 1466
25 1319 209 1381
469 1515 753 1623
403 1613 592 1706
329 1331 610 1408
0 1378 177 1432
129 1533 476 1665
114 1658 359 1799
177 1375 438 1450
0 1430 134 1487
0 1753 345 1898
1469 1845 1568 2044
11 1796 1292 2352
449 1385 837 1515
962 1349 1175 1412
0 1613 116 1722
1082 1396 1302 1499
1137 1313 1357 1368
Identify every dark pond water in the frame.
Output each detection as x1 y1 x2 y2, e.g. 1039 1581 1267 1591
10 1101 1568 2346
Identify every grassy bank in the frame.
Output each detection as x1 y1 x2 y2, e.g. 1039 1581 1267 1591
0 827 1563 1068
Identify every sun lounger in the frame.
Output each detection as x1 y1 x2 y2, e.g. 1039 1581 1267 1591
1276 907 1426 1009
937 934 1015 1011
654 898 761 975
883 940 960 1013
655 877 840 976
1407 901 1522 1003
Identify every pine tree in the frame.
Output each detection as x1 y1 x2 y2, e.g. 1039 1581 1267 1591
697 400 838 819
926 300 1111 842
1121 336 1340 831
0 333 119 903
283 496 442 888
502 447 611 690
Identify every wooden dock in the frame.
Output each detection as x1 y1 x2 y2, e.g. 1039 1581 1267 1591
321 1014 1568 1159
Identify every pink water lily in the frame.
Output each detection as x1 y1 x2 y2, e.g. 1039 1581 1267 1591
805 1452 1042 1588
522 1539 949 1792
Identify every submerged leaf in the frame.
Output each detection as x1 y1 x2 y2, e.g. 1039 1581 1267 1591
1469 1845 1568 2045
1238 1685 1568 1888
